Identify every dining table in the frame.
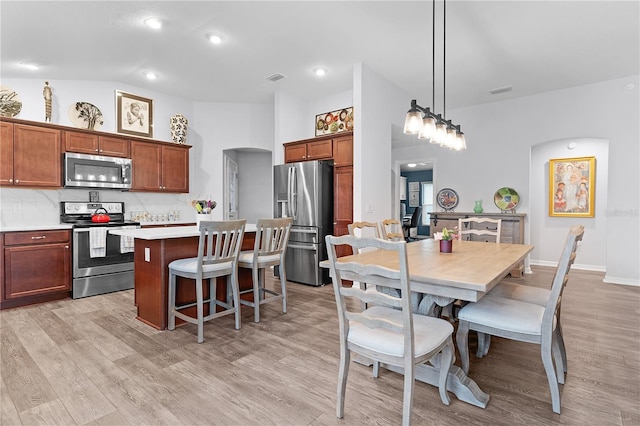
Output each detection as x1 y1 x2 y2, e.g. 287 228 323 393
320 238 534 408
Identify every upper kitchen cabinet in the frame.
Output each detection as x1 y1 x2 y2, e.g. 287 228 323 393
131 141 190 193
64 131 130 157
1 122 62 188
284 136 334 163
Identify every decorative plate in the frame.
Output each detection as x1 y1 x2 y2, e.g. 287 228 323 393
68 101 104 130
0 85 22 117
436 188 459 211
494 187 520 211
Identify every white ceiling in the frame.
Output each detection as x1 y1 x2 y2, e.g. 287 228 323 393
2 1 638 111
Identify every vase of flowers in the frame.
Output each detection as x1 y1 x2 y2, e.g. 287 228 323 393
192 199 216 224
434 227 460 253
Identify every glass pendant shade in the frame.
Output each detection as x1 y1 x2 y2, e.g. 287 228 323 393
455 132 466 151
418 116 436 140
434 122 447 145
446 127 457 148
403 109 423 134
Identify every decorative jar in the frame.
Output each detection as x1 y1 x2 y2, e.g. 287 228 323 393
170 114 188 144
474 200 483 213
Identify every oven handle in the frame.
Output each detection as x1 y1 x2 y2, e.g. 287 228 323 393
73 226 139 233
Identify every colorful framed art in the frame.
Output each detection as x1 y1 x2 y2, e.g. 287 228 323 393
549 156 595 217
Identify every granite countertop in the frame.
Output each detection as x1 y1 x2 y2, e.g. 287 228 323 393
109 223 257 240
0 224 74 232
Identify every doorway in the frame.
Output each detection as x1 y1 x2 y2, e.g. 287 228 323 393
223 155 238 220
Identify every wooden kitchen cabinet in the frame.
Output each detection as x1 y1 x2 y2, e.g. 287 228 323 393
131 141 189 193
64 131 130 157
1 123 62 188
283 136 334 163
1 230 71 309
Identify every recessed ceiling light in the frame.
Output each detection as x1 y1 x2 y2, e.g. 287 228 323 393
144 18 163 29
144 72 158 80
314 68 327 77
407 163 417 168
20 62 39 70
208 34 223 45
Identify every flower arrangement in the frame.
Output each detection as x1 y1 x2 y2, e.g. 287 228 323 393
192 199 217 214
434 226 460 241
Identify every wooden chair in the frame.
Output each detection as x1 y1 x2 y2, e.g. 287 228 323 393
168 219 246 343
456 225 584 413
347 221 381 239
380 218 404 241
458 217 502 242
238 218 292 323
325 234 454 425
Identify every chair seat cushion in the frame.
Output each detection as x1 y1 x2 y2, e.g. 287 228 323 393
169 257 233 275
458 295 552 336
238 251 281 266
348 306 453 358
488 282 550 306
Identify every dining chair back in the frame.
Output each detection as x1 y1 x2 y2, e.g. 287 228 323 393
238 217 292 323
458 217 502 243
380 218 404 241
348 221 381 239
325 234 455 425
168 219 246 343
456 225 584 413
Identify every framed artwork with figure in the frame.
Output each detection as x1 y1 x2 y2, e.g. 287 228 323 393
549 156 595 217
116 90 153 138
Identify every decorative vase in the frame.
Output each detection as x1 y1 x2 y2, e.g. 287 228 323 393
440 239 453 253
474 200 483 213
170 114 188 144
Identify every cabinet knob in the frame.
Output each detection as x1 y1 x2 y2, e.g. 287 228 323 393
65 245 69 249
15 179 19 184
9 178 13 183
95 149 99 152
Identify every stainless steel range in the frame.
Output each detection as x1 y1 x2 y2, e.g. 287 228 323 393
60 202 140 299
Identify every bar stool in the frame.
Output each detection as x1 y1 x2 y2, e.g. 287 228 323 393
238 218 292 323
167 219 246 343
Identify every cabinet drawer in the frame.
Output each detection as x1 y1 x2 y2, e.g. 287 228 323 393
4 230 70 246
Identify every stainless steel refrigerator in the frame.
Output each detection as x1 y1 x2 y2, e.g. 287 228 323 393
274 160 333 286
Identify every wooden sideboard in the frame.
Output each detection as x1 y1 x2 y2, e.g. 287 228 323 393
430 212 527 275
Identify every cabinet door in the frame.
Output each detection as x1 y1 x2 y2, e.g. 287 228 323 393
4 243 70 299
284 144 307 163
13 124 61 187
65 131 99 154
99 136 130 157
0 122 13 185
161 145 189 193
306 139 333 160
333 135 353 166
131 141 162 191
333 166 353 257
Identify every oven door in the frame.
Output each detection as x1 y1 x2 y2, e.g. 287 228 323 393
72 227 135 278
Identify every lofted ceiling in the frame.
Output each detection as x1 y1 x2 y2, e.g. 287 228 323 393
1 1 638 112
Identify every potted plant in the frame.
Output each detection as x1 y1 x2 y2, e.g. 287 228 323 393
434 226 460 253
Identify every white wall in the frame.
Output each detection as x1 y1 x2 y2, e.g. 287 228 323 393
236 150 272 223
393 75 639 285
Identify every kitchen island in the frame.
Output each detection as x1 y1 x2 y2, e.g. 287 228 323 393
111 224 257 330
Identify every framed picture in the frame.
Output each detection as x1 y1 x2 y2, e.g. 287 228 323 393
408 181 419 191
549 156 595 217
315 106 353 136
116 90 153 138
409 191 420 207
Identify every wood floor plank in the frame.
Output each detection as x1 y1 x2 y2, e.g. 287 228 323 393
0 266 638 425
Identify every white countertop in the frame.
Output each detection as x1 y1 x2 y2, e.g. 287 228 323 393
0 224 74 232
109 223 257 240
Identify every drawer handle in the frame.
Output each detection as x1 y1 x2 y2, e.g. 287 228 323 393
31 235 47 240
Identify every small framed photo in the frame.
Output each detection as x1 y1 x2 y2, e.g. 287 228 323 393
116 90 153 138
409 191 420 207
408 181 419 192
549 156 596 217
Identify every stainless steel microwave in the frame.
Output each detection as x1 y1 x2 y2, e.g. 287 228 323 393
64 152 132 189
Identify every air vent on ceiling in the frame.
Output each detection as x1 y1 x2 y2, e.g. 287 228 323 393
489 85 512 95
266 73 287 82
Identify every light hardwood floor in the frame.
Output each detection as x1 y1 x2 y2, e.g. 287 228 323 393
1 266 639 425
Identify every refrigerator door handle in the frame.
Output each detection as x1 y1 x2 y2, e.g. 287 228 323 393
289 166 297 219
287 243 317 251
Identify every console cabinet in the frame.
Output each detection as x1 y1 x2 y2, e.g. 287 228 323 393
430 212 527 275
0 122 62 188
1 230 71 309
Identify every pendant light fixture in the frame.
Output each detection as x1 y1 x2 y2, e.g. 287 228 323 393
403 0 466 151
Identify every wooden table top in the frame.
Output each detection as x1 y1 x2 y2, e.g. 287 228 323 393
322 239 533 302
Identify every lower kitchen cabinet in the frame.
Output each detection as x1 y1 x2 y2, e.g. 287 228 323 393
1 230 71 309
